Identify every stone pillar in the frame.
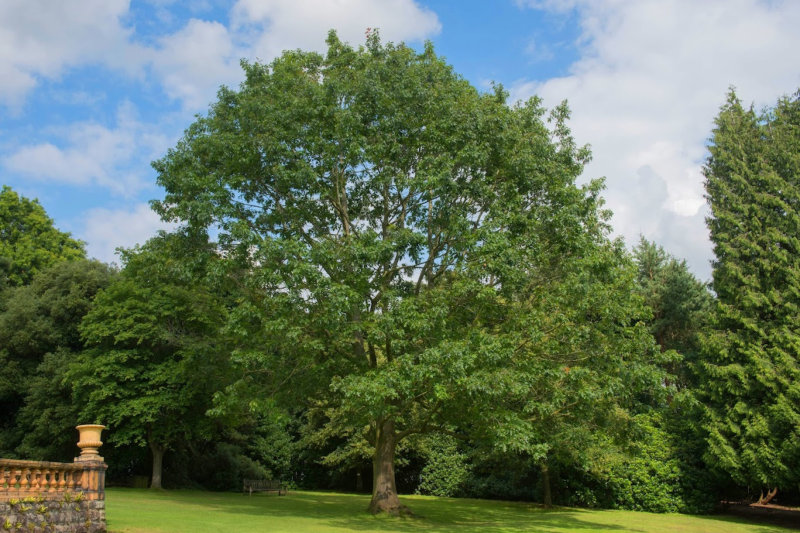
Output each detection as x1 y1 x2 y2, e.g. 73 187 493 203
75 424 108 501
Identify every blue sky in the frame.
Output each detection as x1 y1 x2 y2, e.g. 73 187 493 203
2 0 799 280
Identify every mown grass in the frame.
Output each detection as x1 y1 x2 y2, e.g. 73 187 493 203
105 488 791 533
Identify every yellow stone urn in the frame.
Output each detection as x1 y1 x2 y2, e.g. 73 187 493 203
76 424 106 462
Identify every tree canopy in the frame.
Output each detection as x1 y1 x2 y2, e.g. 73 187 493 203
702 89 800 493
71 233 230 489
153 32 660 514
0 186 85 287
0 259 114 457
632 237 713 389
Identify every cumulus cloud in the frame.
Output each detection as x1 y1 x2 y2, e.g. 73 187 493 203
0 0 440 113
513 0 800 280
232 0 441 60
150 19 246 111
3 103 170 196
0 0 144 109
80 203 177 265
139 0 441 112
137 1 441 113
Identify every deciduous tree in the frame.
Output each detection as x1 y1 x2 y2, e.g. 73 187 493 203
71 233 229 488
0 260 113 457
153 32 660 514
0 186 85 287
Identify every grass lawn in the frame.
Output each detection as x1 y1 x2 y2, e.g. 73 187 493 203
105 488 792 533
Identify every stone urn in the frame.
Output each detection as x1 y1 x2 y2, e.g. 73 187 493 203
76 424 106 462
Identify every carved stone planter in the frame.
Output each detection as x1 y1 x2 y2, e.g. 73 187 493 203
76 424 106 462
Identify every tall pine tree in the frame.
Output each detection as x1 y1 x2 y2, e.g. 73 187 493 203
633 237 712 389
702 89 800 496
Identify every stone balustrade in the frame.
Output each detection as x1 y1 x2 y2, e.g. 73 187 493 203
0 458 106 501
1 425 107 532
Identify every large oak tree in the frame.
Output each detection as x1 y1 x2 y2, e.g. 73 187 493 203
153 32 659 514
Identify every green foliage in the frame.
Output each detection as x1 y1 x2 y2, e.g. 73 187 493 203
598 416 687 513
162 440 270 491
198 443 269 491
415 434 470 497
557 411 717 514
70 233 231 485
160 408 296 491
14 349 85 460
628 240 722 511
459 451 538 501
662 392 725 512
633 238 713 389
0 259 113 367
246 411 297 483
701 88 800 491
0 259 114 457
0 186 85 287
151 31 661 511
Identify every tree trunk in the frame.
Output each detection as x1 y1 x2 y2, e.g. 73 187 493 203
756 488 778 505
541 462 552 508
367 419 409 515
149 442 164 489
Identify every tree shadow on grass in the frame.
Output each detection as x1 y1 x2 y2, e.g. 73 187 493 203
212 492 640 532
695 511 800 532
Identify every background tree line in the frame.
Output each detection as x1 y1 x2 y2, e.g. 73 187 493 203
0 35 797 515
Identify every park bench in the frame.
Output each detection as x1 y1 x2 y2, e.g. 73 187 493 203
243 478 286 496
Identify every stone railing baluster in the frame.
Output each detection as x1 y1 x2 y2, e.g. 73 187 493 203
42 468 52 493
19 467 30 493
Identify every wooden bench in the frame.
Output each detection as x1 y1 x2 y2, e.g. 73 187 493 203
243 479 286 496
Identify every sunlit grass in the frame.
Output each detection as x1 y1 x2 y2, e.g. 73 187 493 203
105 488 790 533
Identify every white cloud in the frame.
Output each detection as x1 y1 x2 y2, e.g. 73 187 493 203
0 0 145 109
231 0 441 60
513 0 800 280
80 203 177 265
137 0 441 113
3 103 170 196
150 19 246 111
0 0 440 113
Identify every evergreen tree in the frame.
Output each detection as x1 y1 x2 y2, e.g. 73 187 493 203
632 238 713 389
702 89 800 495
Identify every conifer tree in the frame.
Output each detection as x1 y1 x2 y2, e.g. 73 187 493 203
632 238 712 389
702 89 800 495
